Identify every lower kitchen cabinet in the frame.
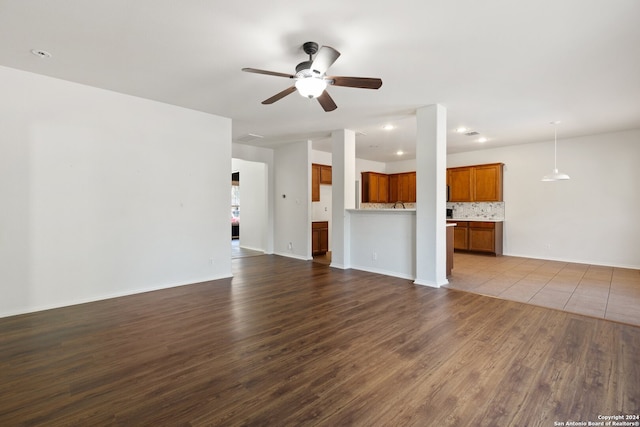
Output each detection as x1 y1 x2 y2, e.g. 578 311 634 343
451 221 469 250
312 221 329 255
447 221 503 255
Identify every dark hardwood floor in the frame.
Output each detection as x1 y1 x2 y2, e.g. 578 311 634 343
1 255 638 426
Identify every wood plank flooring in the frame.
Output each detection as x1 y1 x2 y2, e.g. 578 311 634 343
1 254 639 426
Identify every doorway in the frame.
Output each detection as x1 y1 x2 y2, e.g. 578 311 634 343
230 159 268 258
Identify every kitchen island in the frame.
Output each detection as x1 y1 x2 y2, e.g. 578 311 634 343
346 209 454 280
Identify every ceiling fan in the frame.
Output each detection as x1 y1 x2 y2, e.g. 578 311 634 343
242 41 383 112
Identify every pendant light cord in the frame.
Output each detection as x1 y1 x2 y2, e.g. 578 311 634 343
553 123 558 170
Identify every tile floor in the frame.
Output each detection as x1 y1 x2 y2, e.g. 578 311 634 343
446 253 640 327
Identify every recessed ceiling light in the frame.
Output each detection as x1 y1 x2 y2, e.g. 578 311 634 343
456 127 468 133
396 150 404 156
478 137 488 143
382 124 394 131
31 49 52 58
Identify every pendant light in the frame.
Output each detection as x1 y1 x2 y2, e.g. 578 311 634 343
541 121 570 181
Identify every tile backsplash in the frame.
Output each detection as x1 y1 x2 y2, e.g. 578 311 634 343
447 202 505 220
359 201 504 220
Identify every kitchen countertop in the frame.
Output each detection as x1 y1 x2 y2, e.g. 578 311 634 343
447 218 504 222
347 208 416 213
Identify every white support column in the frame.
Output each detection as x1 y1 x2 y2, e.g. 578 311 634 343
414 104 448 287
330 129 356 269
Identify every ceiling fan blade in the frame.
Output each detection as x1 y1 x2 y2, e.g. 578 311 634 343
310 46 340 76
262 86 297 104
328 76 383 89
317 91 337 112
242 68 295 79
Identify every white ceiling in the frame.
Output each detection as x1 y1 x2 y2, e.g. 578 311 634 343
1 0 639 162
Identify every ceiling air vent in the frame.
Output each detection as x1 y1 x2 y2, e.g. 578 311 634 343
465 131 479 136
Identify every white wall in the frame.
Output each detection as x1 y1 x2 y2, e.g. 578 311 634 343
385 158 417 174
232 143 274 254
448 129 640 268
356 158 386 174
312 150 332 165
0 66 232 317
273 141 312 259
231 159 267 252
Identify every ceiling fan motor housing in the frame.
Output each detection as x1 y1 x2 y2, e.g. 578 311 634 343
302 41 319 56
295 60 313 77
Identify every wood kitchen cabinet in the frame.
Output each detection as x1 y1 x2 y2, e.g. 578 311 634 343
389 172 416 203
473 163 503 201
312 163 332 202
447 163 503 202
312 164 320 202
312 221 329 255
469 221 502 254
449 221 469 250
361 172 389 203
447 167 473 202
447 220 503 255
319 164 332 184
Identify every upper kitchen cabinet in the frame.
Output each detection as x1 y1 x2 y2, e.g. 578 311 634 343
447 163 504 202
312 164 320 202
473 163 503 201
389 172 416 203
447 167 473 202
361 172 389 203
312 163 332 202
319 164 332 184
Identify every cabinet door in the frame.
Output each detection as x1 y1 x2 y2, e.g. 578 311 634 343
312 164 320 202
409 172 417 203
378 174 389 202
319 227 328 253
468 222 496 253
389 174 399 202
320 165 332 184
401 172 416 202
452 222 469 250
312 228 320 254
312 222 329 255
448 167 473 202
474 164 503 201
370 173 380 202
361 172 372 202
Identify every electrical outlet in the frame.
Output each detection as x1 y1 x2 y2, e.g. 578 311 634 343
288 242 293 250
372 252 377 260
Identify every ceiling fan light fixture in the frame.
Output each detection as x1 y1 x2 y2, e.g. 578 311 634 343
295 77 327 99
